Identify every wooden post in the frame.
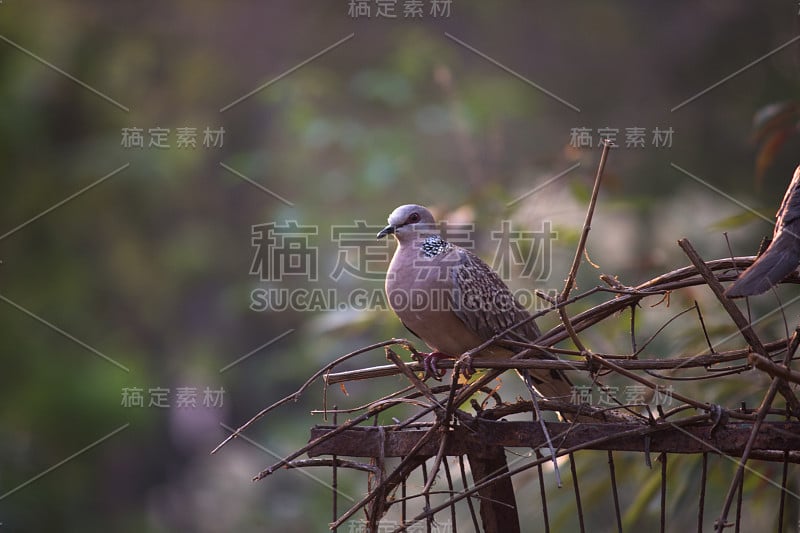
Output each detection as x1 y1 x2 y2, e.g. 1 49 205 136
467 447 521 533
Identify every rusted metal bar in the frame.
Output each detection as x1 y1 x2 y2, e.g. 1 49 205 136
308 421 800 459
698 452 708 533
608 451 622 533
569 453 586 533
536 449 550 533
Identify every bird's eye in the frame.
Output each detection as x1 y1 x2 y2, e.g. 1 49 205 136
408 213 420 223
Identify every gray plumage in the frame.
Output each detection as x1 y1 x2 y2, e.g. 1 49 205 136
726 165 800 298
377 204 572 402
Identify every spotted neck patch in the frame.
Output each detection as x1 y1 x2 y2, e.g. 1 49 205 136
420 235 452 258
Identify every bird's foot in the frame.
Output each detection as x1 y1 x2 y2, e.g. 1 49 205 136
456 353 475 379
412 350 450 381
401 343 452 381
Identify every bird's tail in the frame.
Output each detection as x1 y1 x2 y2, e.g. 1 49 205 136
725 232 800 297
521 368 597 423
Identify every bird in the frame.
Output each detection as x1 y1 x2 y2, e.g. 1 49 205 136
726 164 800 298
376 204 576 404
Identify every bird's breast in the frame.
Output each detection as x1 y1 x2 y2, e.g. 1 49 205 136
385 249 507 357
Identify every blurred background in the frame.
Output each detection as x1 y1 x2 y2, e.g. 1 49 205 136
1 1 800 531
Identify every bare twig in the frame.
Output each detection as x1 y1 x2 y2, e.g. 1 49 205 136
561 140 611 300
324 338 791 386
252 398 413 481
715 326 800 531
385 348 444 409
420 431 450 496
678 238 800 416
556 142 610 359
587 354 714 413
212 338 408 454
522 371 562 486
695 301 716 354
749 352 800 385
283 458 380 475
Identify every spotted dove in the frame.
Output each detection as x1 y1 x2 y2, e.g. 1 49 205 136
377 204 575 403
726 165 800 297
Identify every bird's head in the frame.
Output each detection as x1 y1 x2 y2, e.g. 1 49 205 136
377 204 437 244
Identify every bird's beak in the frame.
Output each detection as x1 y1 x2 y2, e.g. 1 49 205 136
377 224 395 239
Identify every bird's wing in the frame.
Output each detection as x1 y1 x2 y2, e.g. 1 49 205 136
725 230 800 297
726 165 800 297
775 166 800 234
448 247 584 408
449 247 542 345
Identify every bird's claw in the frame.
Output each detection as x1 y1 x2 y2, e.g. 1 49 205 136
412 351 449 381
402 344 451 381
456 354 475 379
